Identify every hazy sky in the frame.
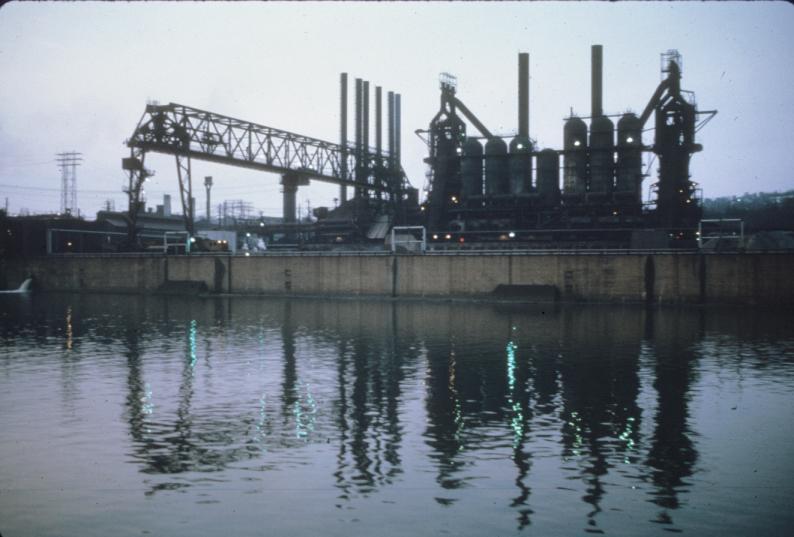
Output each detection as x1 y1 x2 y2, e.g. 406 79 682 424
1 1 792 218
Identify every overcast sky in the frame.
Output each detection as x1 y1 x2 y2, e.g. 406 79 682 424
1 1 792 218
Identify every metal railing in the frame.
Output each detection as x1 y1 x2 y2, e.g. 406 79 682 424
391 226 427 253
163 231 191 254
698 218 744 249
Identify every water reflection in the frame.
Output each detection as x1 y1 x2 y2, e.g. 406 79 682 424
334 302 407 498
559 308 644 532
2 294 794 535
645 309 700 527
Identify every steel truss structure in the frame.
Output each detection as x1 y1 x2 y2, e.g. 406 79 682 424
123 102 409 244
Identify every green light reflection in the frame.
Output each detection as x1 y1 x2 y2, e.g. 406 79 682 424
294 381 318 440
188 320 197 370
506 341 524 448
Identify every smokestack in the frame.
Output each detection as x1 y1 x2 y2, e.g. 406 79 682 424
395 93 401 169
591 44 603 118
387 91 395 169
375 86 382 198
363 81 370 160
518 52 529 137
355 78 362 195
375 86 382 157
340 73 348 203
363 81 370 197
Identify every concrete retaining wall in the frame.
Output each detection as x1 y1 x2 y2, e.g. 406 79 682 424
2 252 792 306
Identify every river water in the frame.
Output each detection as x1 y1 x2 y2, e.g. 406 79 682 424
1 293 793 536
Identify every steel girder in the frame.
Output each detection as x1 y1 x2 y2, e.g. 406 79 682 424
126 102 406 192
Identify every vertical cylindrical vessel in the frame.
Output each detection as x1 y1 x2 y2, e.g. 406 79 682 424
616 113 643 202
485 137 509 195
508 135 533 194
589 115 615 194
537 148 560 206
563 116 587 195
460 138 484 197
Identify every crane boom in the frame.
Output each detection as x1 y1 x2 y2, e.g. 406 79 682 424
123 102 410 245
127 102 403 188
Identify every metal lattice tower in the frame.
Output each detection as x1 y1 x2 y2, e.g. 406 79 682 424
56 151 83 215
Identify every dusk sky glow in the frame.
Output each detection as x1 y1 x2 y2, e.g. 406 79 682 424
1 1 792 218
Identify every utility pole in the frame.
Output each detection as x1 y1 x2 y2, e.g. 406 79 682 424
55 151 82 215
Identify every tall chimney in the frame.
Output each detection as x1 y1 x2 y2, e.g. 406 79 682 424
375 86 382 198
395 93 401 169
387 91 395 170
363 81 370 197
591 44 603 118
375 86 382 158
518 52 529 137
354 78 362 195
363 81 370 160
339 73 348 203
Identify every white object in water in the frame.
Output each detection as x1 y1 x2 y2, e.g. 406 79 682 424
0 278 32 294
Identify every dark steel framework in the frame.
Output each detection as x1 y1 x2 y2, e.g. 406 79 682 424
421 47 717 248
123 101 409 244
421 73 494 230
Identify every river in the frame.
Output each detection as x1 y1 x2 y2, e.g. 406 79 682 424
1 293 793 536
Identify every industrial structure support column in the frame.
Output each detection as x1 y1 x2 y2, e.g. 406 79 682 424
174 154 195 236
204 176 213 223
121 147 148 246
281 172 309 224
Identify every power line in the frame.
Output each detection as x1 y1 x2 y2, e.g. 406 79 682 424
0 159 57 168
0 183 125 194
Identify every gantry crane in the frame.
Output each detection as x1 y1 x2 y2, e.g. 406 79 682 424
122 100 410 247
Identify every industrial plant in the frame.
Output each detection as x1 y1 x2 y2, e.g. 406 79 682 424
2 45 723 255
109 45 715 251
421 47 715 248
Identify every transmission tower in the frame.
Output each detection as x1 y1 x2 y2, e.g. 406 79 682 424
56 151 83 215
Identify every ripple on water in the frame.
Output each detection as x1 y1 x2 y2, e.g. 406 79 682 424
2 296 794 536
